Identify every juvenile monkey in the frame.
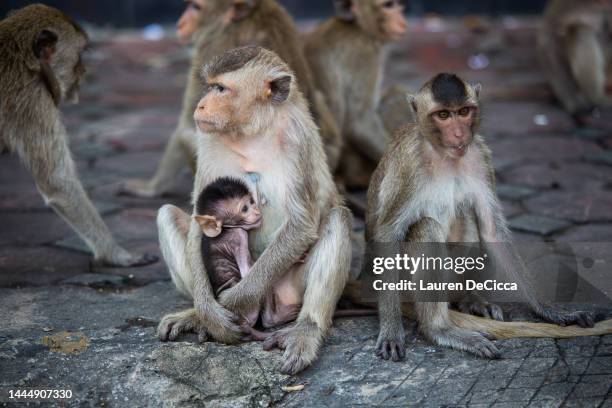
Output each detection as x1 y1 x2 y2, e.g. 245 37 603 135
538 0 612 125
305 0 411 189
156 46 352 375
194 177 262 299
0 5 157 267
367 73 596 361
123 0 342 198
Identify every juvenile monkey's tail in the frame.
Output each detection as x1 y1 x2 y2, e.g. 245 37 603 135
446 309 612 339
343 281 612 339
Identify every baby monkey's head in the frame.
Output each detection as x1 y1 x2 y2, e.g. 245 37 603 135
194 177 262 238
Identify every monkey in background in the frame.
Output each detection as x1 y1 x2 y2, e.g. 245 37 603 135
538 0 612 125
0 5 157 267
366 73 599 361
156 46 352 374
305 0 411 189
123 0 342 198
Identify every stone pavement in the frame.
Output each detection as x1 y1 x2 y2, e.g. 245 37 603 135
1 18 612 407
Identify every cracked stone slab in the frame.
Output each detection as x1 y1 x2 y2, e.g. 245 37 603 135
497 185 538 201
62 273 128 288
0 283 610 407
72 141 116 161
585 151 612 167
524 190 612 223
509 214 572 236
573 128 610 141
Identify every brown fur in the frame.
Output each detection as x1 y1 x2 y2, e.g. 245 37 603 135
537 0 612 123
156 47 352 375
0 5 156 267
123 0 342 197
365 74 606 361
305 0 411 189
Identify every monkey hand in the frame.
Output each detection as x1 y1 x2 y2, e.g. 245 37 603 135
120 179 161 198
158 308 209 343
218 279 266 318
95 245 159 268
193 299 243 344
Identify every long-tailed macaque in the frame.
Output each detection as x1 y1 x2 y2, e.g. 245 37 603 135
156 46 352 375
305 0 410 189
0 5 157 267
123 0 342 198
538 0 612 125
366 73 602 361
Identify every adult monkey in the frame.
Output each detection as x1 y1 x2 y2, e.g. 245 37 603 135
0 4 157 267
156 46 352 375
538 0 612 125
123 0 342 198
304 0 411 189
366 73 611 362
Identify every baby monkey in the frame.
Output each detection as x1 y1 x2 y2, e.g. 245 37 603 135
194 177 262 325
194 177 305 338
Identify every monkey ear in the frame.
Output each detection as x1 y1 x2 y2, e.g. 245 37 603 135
407 94 418 114
267 75 292 104
230 0 259 22
472 83 482 98
194 215 223 238
33 29 58 63
334 0 356 22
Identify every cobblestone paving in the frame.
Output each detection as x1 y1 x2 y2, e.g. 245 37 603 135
1 19 611 407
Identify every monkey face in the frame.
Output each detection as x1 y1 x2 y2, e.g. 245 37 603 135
429 106 476 158
195 52 293 136
379 0 408 41
236 194 262 229
341 0 407 41
194 77 246 134
177 0 206 43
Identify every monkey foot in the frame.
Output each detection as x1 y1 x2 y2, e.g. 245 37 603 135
536 308 595 329
96 251 159 268
262 319 322 375
376 340 406 362
425 327 500 359
454 301 504 321
240 324 274 342
375 321 406 362
119 179 162 198
158 309 208 343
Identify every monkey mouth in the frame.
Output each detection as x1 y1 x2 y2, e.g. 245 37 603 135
195 119 216 130
243 217 263 230
447 144 468 156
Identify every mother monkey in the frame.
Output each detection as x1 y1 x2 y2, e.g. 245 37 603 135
156 46 352 375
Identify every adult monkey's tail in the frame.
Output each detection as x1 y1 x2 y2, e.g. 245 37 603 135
344 281 612 339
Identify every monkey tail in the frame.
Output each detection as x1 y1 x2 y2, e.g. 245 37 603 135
446 310 612 339
343 281 612 339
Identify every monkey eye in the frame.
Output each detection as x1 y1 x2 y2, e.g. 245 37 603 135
436 110 450 120
382 0 395 8
185 0 201 11
213 84 227 93
458 107 471 116
242 205 248 213
250 198 255 205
